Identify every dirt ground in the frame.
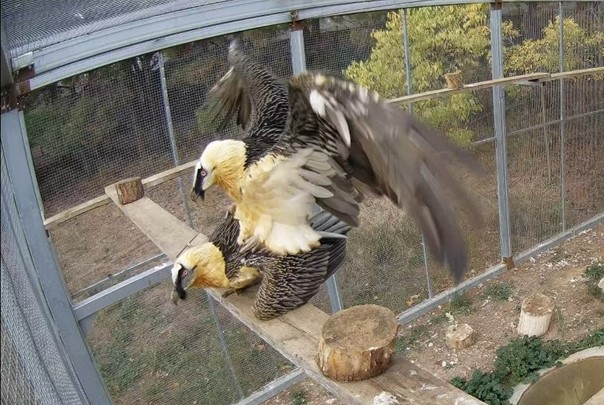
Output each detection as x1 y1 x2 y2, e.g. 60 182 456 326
265 223 604 405
47 174 603 405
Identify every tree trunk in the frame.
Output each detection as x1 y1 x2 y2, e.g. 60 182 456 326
317 304 399 382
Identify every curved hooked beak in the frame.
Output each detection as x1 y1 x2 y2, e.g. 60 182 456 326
170 264 196 305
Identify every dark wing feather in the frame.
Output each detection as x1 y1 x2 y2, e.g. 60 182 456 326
246 211 350 320
203 39 289 162
281 73 483 282
208 209 244 279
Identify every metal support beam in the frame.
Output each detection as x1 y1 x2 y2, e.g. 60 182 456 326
558 2 567 231
1 19 13 89
402 8 433 299
489 3 512 259
155 51 193 226
1 110 113 404
290 26 343 313
233 369 306 405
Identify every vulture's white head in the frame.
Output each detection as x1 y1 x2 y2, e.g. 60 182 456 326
190 139 247 201
170 243 228 304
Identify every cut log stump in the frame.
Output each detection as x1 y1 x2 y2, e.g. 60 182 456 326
517 293 554 337
115 177 144 205
317 304 399 382
446 323 475 350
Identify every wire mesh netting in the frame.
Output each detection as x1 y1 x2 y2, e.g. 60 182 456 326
86 282 293 405
502 1 604 252
1 147 87 405
1 0 233 58
4 1 604 404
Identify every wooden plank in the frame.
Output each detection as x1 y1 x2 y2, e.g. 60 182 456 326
43 194 112 229
388 73 550 104
104 181 484 405
142 160 196 189
44 160 197 229
546 66 604 81
105 185 202 260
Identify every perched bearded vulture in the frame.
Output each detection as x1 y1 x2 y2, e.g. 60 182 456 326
192 39 482 283
171 209 350 320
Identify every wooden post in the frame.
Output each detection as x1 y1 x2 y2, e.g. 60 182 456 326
115 177 144 205
317 304 399 382
517 293 554 337
444 71 464 89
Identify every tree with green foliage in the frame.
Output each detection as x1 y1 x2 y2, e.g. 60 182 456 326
344 5 604 145
344 5 492 145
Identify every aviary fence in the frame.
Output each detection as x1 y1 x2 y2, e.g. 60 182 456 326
1 1 602 404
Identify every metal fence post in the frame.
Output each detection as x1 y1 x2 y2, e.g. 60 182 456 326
490 3 512 259
2 110 113 404
155 50 245 399
402 8 433 299
558 2 567 231
154 51 193 226
290 23 344 313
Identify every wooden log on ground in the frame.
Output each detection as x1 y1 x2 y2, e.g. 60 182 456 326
446 323 475 350
115 177 144 205
317 304 399 382
517 293 554 337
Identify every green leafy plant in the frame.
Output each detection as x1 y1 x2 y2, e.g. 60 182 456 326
290 389 309 405
493 336 569 386
344 5 490 145
451 370 512 405
451 329 604 405
583 263 604 301
584 263 604 281
451 292 473 315
484 282 513 301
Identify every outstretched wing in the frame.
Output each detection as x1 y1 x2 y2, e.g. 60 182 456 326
276 72 483 282
248 211 349 320
203 39 289 148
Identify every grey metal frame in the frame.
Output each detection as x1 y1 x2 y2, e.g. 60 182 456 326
290 26 344 314
490 3 513 259
20 0 594 91
1 110 113 405
3 2 604 404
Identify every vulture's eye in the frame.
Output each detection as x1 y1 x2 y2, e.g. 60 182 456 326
200 169 207 177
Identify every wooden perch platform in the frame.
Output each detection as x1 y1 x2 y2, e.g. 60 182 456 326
103 181 485 405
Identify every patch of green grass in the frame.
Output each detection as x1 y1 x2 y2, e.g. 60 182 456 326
430 313 448 325
483 282 513 301
451 370 512 405
451 292 473 315
583 263 604 281
290 389 309 405
396 325 430 351
583 263 604 301
492 336 569 386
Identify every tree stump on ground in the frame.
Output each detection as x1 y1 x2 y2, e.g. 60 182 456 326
317 304 399 382
446 323 475 350
115 177 144 205
517 293 554 337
